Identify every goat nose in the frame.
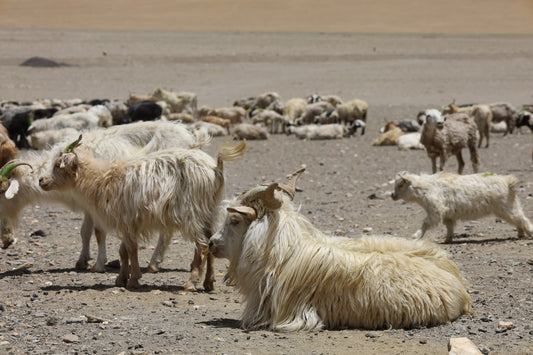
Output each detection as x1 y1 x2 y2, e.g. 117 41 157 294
38 177 43 184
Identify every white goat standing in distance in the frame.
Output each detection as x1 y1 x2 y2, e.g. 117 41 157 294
392 171 533 242
39 136 247 290
209 168 472 331
0 121 210 273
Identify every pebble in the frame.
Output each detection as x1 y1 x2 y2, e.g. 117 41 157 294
62 334 79 343
448 337 482 355
363 227 373 233
496 321 514 333
365 331 380 338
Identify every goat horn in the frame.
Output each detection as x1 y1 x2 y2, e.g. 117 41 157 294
277 168 305 200
64 134 83 153
0 161 32 181
260 183 282 210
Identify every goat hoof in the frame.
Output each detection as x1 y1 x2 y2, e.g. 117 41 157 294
203 280 215 292
183 281 198 292
1 237 16 249
90 264 106 273
147 264 159 273
126 279 141 289
115 276 128 288
75 260 89 270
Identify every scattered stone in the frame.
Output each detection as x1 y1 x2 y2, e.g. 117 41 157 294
12 263 33 271
62 334 79 343
64 316 87 324
448 337 482 355
0 341 9 347
86 315 109 323
496 321 514 333
46 317 58 326
162 301 173 307
363 227 373 233
365 331 380 338
30 230 46 238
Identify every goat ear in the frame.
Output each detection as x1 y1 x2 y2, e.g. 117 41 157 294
60 153 77 169
4 179 19 199
228 206 257 220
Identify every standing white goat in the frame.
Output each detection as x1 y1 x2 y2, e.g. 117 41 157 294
39 137 246 290
209 169 472 331
391 171 533 242
0 121 210 273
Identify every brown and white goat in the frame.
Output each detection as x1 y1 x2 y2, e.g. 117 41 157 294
39 137 246 290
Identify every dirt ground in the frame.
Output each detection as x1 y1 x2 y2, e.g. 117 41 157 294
0 8 533 355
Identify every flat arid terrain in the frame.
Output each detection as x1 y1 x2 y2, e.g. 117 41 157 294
0 1 533 354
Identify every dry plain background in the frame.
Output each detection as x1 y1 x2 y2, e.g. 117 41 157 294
0 1 533 354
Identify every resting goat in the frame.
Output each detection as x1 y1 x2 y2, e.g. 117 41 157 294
39 137 246 290
391 171 533 242
209 168 472 331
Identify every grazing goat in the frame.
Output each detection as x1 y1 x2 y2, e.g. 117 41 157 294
39 137 246 290
209 169 472 331
418 109 480 174
288 124 346 140
396 132 424 150
232 123 269 140
372 122 403 146
336 99 368 134
444 104 493 148
282 98 307 126
0 121 210 272
489 102 518 135
198 106 246 124
392 171 533 242
0 123 18 167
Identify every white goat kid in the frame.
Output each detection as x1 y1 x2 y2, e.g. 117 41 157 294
209 169 472 331
392 171 533 242
39 137 246 290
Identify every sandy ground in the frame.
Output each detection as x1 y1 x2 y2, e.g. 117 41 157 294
0 3 533 354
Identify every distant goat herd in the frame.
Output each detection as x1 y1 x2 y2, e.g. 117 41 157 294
0 88 531 332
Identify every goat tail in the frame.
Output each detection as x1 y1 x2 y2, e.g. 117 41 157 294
507 175 519 191
216 140 247 170
190 127 212 149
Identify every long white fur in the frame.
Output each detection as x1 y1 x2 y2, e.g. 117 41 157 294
392 171 533 242
210 185 473 331
1 121 210 272
40 140 245 290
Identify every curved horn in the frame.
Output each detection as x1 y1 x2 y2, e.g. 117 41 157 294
277 168 305 200
0 161 33 181
259 183 282 210
64 134 83 153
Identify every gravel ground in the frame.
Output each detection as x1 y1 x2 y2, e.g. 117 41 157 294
0 29 532 354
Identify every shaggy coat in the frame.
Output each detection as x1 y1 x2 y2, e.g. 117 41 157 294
282 98 307 125
0 121 210 272
444 104 493 148
39 140 246 290
392 171 533 242
336 99 368 134
288 124 345 140
209 170 473 331
419 110 480 174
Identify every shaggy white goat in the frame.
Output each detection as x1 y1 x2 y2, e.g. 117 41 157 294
0 121 210 273
288 124 345 140
209 169 472 331
418 109 480 174
232 123 270 140
39 138 246 290
392 171 533 242
28 106 112 134
336 98 368 134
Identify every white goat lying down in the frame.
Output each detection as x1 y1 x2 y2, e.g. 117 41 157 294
0 121 210 274
392 171 533 242
209 169 472 331
39 137 246 290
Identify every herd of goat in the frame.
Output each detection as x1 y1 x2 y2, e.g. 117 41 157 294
1 88 532 332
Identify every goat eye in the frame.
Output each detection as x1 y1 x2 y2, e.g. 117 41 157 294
230 216 241 225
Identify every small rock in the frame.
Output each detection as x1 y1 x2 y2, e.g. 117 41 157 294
496 321 514 333
0 341 9 347
62 334 79 343
365 331 380 338
363 227 373 233
86 315 109 323
448 337 482 355
64 316 87 324
162 301 173 307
